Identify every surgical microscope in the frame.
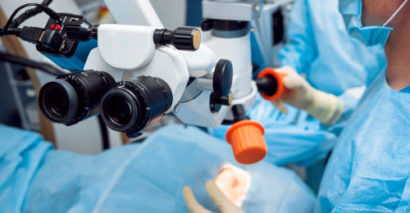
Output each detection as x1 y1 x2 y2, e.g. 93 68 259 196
0 0 288 164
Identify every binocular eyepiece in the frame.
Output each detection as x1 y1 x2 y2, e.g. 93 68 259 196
39 71 173 137
100 76 173 136
39 70 116 125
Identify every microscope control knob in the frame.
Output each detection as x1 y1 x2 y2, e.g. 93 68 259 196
154 27 201 51
226 120 267 164
213 59 233 99
225 104 267 164
256 68 287 101
210 59 233 113
172 27 201 50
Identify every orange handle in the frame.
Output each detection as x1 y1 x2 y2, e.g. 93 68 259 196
257 68 287 101
225 120 267 164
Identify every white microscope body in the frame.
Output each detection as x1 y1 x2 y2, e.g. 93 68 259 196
94 0 289 130
80 23 234 134
84 25 190 112
79 0 274 164
175 0 264 125
12 0 289 162
77 0 288 153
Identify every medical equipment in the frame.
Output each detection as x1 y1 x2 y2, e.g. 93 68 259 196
39 70 116 126
262 67 344 125
1 5 232 129
1 0 291 164
256 68 287 101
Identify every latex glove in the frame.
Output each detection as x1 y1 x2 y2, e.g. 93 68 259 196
183 181 245 213
272 66 344 125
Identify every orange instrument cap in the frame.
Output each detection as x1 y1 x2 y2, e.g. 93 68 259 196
257 68 287 101
225 120 267 164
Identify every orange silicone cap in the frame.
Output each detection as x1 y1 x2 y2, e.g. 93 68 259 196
257 68 287 101
225 120 267 164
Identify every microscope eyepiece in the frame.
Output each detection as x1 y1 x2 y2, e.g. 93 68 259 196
40 80 78 123
39 70 116 125
100 76 173 136
104 93 134 127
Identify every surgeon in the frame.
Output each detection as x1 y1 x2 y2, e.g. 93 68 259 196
316 0 410 211
188 0 409 212
267 0 410 211
278 0 385 95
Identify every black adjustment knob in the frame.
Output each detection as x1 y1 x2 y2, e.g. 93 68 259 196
255 76 278 96
213 59 233 98
210 59 233 113
153 27 201 51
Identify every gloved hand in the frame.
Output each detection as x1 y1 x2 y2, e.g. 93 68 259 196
183 181 245 213
272 66 344 125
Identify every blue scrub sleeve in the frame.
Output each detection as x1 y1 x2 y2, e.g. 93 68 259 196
278 0 317 74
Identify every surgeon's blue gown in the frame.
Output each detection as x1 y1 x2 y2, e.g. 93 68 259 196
278 0 386 95
211 0 386 166
0 125 315 213
315 71 410 212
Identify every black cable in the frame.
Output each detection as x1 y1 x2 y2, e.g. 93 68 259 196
97 114 110 150
0 52 65 76
1 3 60 35
9 0 53 28
0 28 22 36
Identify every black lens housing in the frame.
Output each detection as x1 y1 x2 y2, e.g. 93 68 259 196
39 70 116 125
100 76 173 135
